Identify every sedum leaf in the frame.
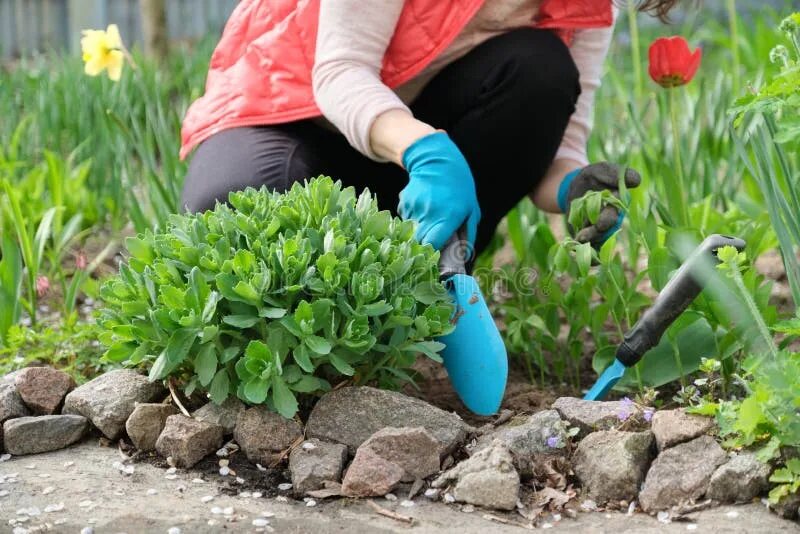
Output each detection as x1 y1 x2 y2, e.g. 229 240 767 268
271 376 299 418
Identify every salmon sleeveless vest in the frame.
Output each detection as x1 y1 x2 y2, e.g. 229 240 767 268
180 0 612 159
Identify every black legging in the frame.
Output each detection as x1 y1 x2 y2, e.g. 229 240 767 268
181 28 581 255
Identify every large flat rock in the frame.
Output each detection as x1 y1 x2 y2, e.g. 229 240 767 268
3 415 87 455
306 386 470 456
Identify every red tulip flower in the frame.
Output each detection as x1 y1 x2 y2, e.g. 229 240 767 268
648 36 702 88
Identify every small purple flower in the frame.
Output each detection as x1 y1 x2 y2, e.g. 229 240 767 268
617 410 631 422
546 436 560 448
621 397 634 408
643 408 655 422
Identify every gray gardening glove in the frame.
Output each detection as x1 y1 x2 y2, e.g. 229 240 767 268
557 162 642 248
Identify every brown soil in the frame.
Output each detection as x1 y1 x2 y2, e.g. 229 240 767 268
404 358 571 426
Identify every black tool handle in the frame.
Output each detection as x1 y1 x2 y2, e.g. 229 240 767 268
616 234 746 367
439 226 469 280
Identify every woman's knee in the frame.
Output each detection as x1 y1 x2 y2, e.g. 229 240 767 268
180 125 318 213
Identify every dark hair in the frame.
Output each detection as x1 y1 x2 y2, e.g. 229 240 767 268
630 0 683 22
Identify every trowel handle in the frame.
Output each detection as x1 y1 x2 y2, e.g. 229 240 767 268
616 234 746 367
439 226 469 280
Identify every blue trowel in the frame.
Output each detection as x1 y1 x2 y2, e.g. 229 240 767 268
584 234 746 401
437 231 508 416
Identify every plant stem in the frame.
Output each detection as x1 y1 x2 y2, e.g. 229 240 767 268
668 89 688 227
730 267 779 360
671 338 686 387
627 0 643 105
726 0 740 94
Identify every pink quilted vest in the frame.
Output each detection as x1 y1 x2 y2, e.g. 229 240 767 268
180 0 612 159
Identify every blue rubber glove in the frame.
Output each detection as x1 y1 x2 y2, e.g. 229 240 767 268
557 162 641 248
399 132 480 252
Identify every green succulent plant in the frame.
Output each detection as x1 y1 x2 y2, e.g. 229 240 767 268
97 177 454 418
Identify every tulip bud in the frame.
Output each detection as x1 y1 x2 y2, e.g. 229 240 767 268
648 36 702 89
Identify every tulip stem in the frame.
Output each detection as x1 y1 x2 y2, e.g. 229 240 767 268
668 89 688 227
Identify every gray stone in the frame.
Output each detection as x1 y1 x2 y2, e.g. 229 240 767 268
773 493 800 520
708 452 771 503
306 387 469 456
432 440 520 511
639 435 727 512
155 415 223 468
63 370 166 440
289 439 348 495
651 409 715 451
552 397 628 438
357 427 440 482
474 410 568 476
1 375 29 423
234 406 302 466
341 447 404 498
14 366 76 414
0 375 29 451
3 415 87 455
573 430 655 504
191 397 245 435
125 403 178 451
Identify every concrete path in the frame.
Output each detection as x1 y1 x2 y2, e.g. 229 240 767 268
2 441 798 533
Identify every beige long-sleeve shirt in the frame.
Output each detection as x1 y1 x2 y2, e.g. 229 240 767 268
312 0 617 166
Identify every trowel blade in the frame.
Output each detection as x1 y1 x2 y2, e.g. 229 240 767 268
583 359 627 401
439 273 508 416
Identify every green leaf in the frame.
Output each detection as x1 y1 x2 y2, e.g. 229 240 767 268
222 315 261 328
291 375 330 393
195 344 218 387
293 345 314 373
233 281 260 304
164 328 197 367
305 335 332 355
329 353 356 376
271 376 299 418
148 351 170 381
245 340 272 361
160 286 186 309
259 307 288 319
125 236 154 263
104 342 137 363
221 345 240 363
554 245 569 272
687 402 719 416
209 369 231 404
575 243 592 278
243 378 270 404
363 211 391 239
734 396 765 435
413 281 448 305
201 291 221 323
360 301 393 316
406 340 446 361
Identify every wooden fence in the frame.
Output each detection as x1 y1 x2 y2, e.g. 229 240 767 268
0 0 239 58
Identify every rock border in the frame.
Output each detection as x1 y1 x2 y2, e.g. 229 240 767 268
0 369 790 522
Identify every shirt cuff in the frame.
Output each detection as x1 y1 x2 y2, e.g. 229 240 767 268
554 145 589 168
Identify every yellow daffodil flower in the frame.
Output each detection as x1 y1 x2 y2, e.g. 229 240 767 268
81 24 125 82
